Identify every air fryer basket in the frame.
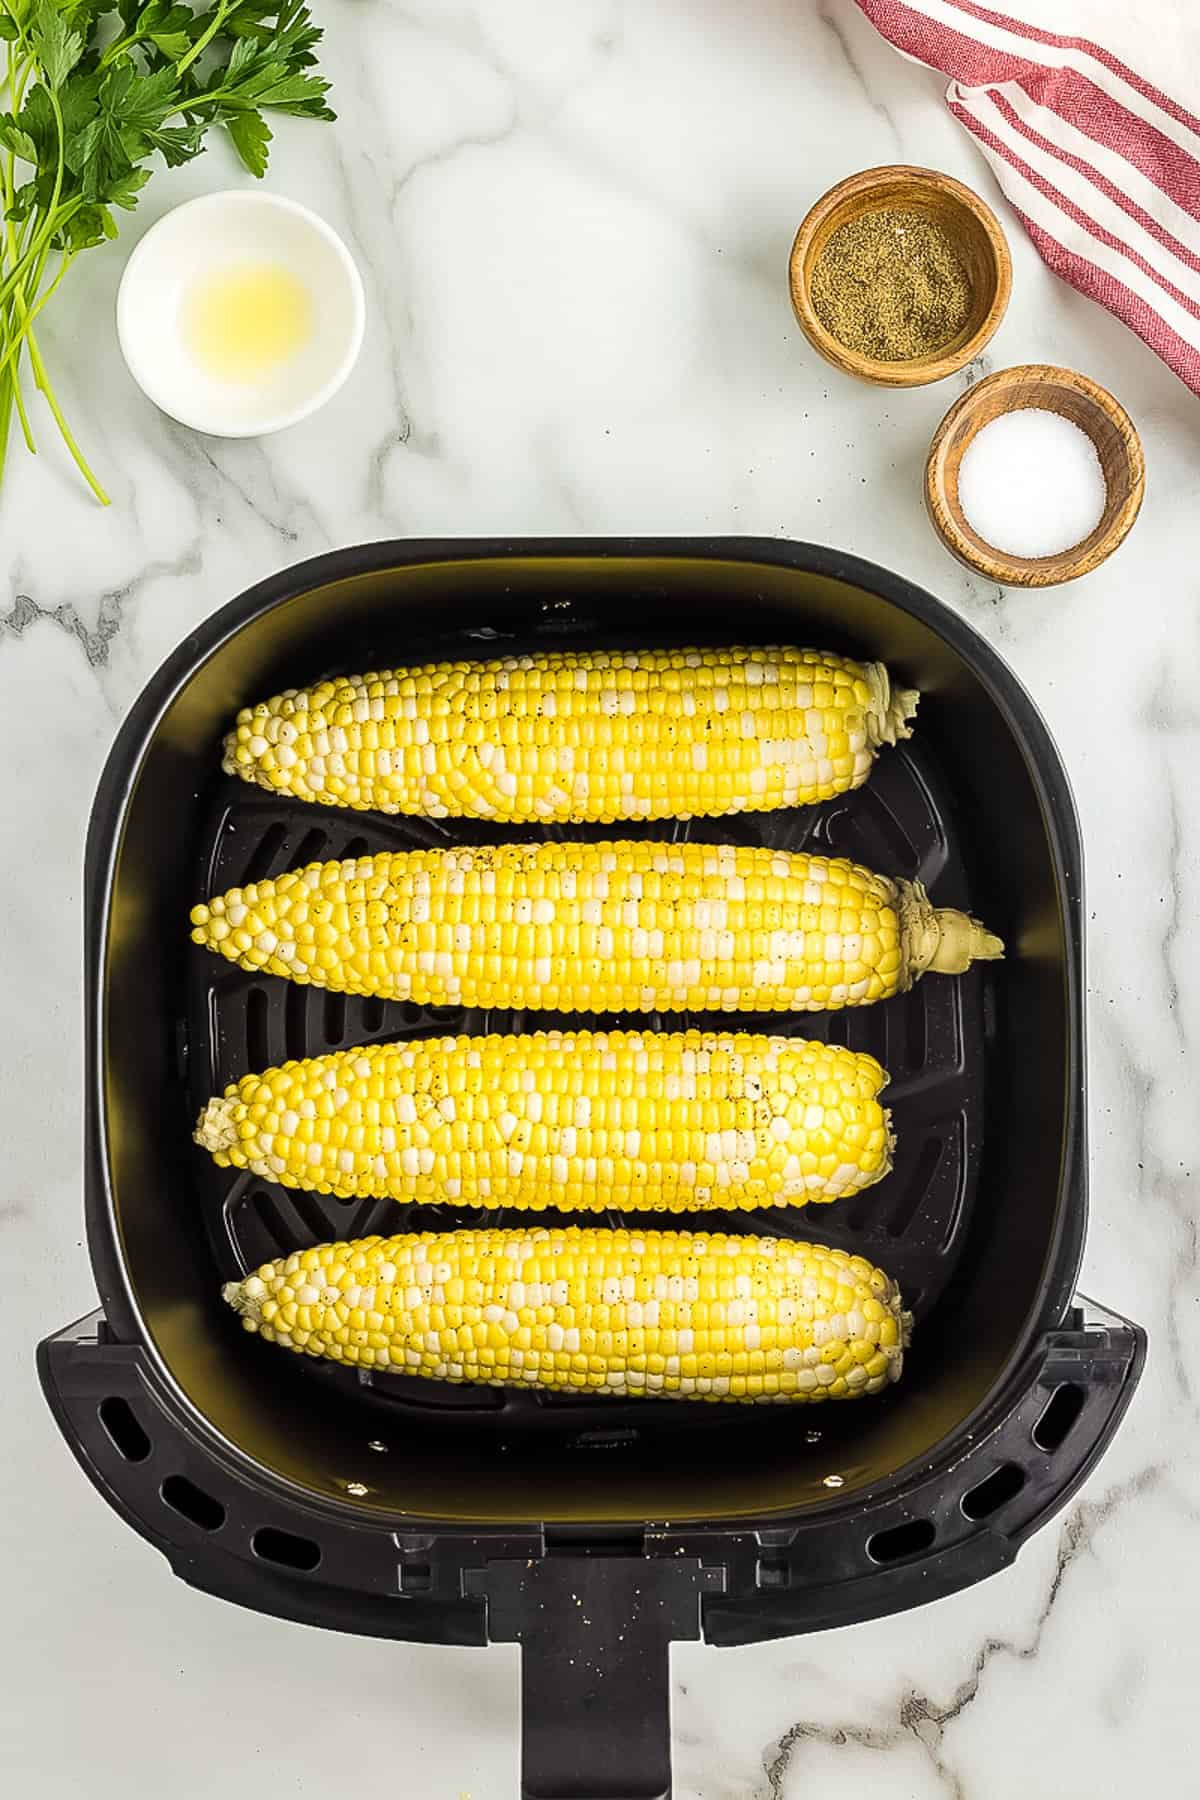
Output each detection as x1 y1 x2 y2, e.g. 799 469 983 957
41 540 1144 1800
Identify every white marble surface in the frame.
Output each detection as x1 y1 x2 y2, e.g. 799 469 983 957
3 3 1198 1795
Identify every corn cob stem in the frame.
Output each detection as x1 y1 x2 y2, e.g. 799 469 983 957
864 660 919 749
896 879 1004 977
196 1028 892 1210
222 1225 911 1402
222 646 919 824
191 842 1000 1014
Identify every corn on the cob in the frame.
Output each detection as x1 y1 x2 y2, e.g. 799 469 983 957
222 1225 909 1402
222 646 917 823
195 1029 891 1209
191 840 1001 1012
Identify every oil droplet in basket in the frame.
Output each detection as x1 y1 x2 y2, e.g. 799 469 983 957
184 261 313 382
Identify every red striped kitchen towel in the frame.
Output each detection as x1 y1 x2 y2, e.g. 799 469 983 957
854 0 1200 393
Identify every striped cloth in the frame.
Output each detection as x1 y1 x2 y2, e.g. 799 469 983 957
854 0 1200 393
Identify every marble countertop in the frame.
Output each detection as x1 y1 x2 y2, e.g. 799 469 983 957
3 4 1195 1796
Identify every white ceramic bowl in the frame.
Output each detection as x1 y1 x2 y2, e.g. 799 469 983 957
116 191 365 437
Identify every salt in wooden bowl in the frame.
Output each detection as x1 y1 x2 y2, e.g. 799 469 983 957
924 364 1145 588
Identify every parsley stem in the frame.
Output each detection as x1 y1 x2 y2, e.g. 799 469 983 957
46 84 65 220
17 242 73 349
9 242 108 503
28 324 109 505
0 222 106 501
99 32 141 70
8 318 35 453
0 370 12 491
0 206 75 313
169 86 235 116
1 42 32 452
12 53 105 501
176 0 232 77
0 82 74 315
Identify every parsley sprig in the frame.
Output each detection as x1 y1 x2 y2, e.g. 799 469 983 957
0 0 334 500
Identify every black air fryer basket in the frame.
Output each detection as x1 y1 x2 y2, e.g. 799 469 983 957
41 539 1144 1800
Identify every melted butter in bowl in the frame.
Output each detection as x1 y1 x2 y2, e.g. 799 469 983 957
184 261 315 384
117 191 364 437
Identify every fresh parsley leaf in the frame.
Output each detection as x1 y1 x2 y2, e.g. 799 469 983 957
105 163 152 208
221 0 286 43
99 62 178 130
195 0 333 121
31 1 84 91
148 23 193 60
73 110 132 200
143 120 203 165
6 179 36 223
57 67 103 167
14 83 60 168
61 1 113 40
268 0 325 63
0 0 35 35
226 104 270 176
0 117 39 165
224 27 258 80
125 0 196 62
58 201 116 250
23 64 101 185
112 0 179 46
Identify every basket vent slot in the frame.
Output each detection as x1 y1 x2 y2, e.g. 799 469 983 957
887 1133 945 1238
903 980 928 1071
294 827 329 866
323 989 347 1045
285 981 309 1060
252 1526 321 1571
251 1187 292 1253
98 1396 150 1462
246 986 271 1069
866 1517 936 1564
961 1462 1026 1521
161 1475 226 1532
289 1182 340 1243
241 820 289 886
1033 1383 1085 1452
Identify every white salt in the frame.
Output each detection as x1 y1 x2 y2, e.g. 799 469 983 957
956 407 1107 559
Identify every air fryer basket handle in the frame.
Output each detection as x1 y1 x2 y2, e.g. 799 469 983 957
40 1300 1145 1798
476 1554 711 1800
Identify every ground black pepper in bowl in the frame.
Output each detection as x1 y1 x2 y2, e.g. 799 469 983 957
790 165 1011 387
809 207 972 362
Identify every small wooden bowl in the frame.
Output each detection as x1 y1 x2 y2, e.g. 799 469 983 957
924 364 1145 587
789 165 1012 387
